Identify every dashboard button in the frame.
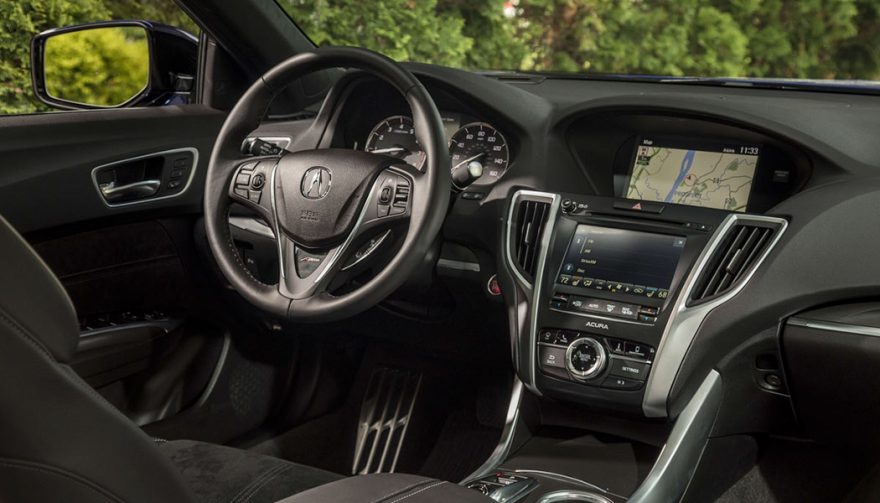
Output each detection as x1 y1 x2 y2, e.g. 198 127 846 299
539 328 557 344
556 331 575 345
539 346 566 369
601 376 644 391
625 342 650 359
608 358 650 379
606 338 625 355
613 200 664 214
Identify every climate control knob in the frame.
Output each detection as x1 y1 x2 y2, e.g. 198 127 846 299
565 337 607 380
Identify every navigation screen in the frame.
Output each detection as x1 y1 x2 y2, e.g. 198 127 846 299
625 137 760 212
556 225 686 300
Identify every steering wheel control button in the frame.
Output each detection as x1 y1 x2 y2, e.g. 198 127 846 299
608 358 649 380
601 376 645 391
565 337 607 381
250 173 265 190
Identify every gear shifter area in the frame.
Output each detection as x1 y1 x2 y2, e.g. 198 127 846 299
466 472 538 502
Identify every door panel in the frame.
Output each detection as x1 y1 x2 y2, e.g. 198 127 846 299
0 105 224 233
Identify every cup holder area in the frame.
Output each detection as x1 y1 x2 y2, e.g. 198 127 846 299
535 490 614 503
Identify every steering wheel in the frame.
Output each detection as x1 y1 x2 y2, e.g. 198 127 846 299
204 47 450 322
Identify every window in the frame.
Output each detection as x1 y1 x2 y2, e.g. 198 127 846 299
278 0 880 88
0 0 199 115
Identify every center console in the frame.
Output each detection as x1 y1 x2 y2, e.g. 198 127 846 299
503 191 786 418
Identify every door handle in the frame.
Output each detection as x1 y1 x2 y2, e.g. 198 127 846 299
99 180 161 202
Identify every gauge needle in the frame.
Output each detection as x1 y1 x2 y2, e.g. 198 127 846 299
452 153 485 171
370 146 409 154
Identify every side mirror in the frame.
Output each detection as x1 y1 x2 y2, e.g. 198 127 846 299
31 21 198 110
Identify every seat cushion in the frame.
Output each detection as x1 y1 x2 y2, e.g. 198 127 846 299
158 440 342 503
275 473 493 503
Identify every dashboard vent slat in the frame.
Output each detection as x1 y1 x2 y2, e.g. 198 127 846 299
514 199 551 281
690 221 782 305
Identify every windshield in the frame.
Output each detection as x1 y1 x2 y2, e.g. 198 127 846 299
278 0 880 84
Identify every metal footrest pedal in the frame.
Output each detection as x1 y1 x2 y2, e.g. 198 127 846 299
352 367 422 474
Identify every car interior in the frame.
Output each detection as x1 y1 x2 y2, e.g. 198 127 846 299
3 1 880 502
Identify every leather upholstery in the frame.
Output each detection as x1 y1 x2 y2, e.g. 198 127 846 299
0 214 197 502
275 473 493 503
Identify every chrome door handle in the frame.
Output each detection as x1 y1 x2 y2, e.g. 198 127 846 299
99 180 161 202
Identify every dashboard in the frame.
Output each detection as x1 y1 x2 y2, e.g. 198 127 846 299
242 63 880 428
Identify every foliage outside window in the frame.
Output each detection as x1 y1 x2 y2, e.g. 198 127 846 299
0 0 197 115
279 0 880 81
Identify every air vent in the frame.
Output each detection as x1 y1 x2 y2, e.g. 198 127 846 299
514 199 551 281
689 220 784 305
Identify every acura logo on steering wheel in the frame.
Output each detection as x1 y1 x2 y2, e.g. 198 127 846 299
301 166 332 199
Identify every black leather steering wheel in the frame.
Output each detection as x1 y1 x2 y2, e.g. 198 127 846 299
204 47 450 321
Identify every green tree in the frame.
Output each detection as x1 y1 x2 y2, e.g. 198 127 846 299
282 0 473 66
0 0 109 114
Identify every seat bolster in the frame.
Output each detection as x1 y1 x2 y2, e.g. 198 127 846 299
0 215 78 362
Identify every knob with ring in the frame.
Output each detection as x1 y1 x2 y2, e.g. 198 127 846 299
565 337 607 380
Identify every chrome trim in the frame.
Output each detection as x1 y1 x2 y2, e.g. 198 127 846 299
504 190 561 393
787 317 880 337
91 147 199 208
565 337 607 380
643 214 787 417
341 229 391 271
437 258 481 272
196 333 231 408
229 216 275 239
463 377 524 481
535 491 613 503
629 370 722 503
509 470 620 498
549 307 653 327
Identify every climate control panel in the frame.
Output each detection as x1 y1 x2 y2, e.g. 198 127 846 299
538 328 654 391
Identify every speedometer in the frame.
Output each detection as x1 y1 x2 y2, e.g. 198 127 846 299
449 123 509 185
365 115 426 169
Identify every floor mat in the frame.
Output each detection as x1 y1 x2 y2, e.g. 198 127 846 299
715 438 875 503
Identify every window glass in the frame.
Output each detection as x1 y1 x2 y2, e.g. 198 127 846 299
278 0 880 86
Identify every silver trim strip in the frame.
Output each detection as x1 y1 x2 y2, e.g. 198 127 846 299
437 258 481 272
504 190 561 393
535 491 613 503
463 377 524 481
91 147 199 208
229 216 276 239
643 214 787 417
629 370 722 503
787 317 880 337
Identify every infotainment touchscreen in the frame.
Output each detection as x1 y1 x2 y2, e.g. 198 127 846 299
556 225 686 301
624 137 760 212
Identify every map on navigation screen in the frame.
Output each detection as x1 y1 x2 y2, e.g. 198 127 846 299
625 139 759 212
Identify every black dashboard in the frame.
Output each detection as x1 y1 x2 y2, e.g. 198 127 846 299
242 62 880 427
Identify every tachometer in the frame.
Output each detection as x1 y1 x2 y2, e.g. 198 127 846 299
449 122 509 185
365 115 425 169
